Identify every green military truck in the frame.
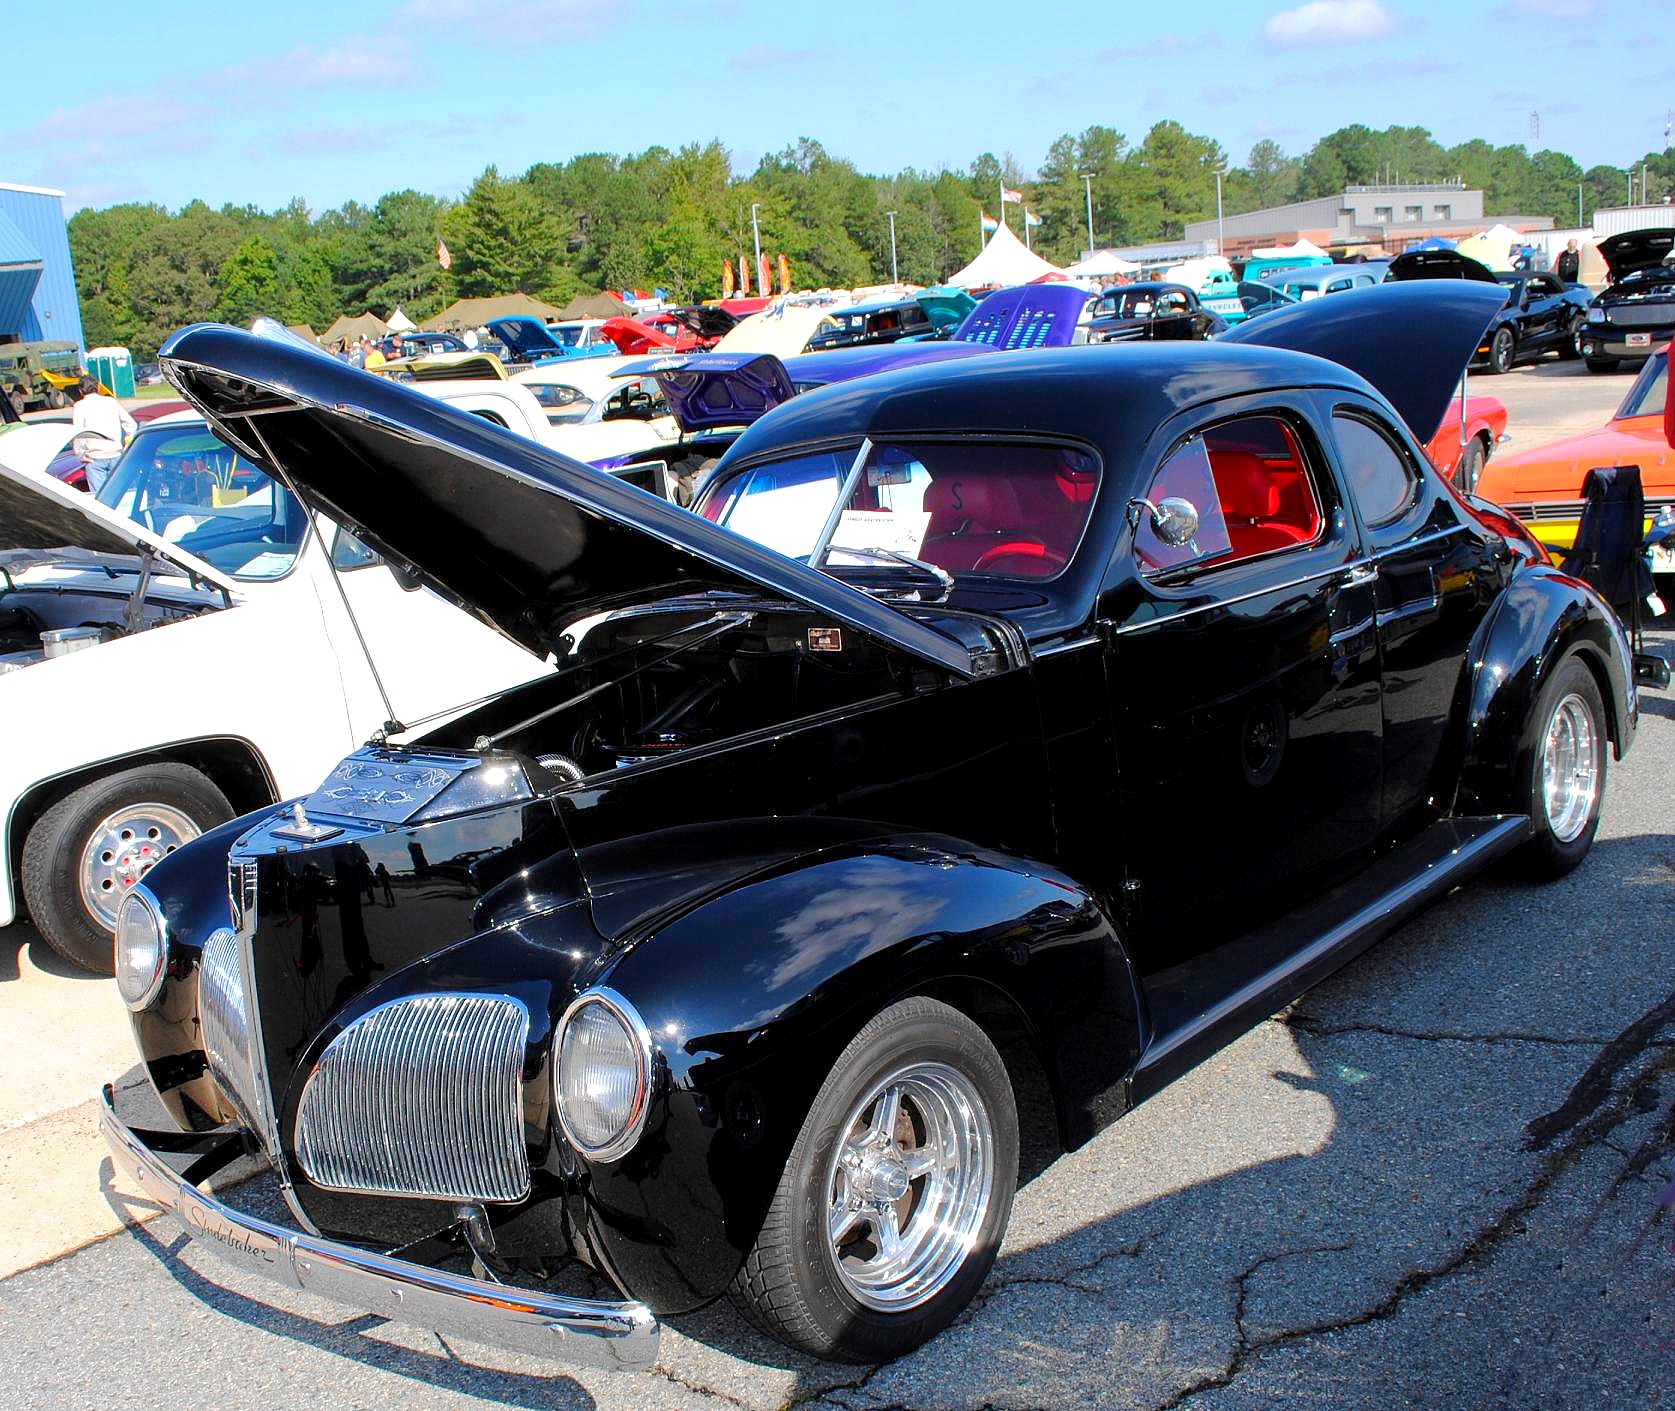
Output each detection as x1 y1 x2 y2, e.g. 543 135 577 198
0 341 81 417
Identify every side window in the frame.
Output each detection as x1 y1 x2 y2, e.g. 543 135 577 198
1136 415 1325 575
1332 413 1417 528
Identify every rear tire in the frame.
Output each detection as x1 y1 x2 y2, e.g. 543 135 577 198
1559 314 1584 360
20 763 232 973
1515 656 1607 880
730 997 1018 1362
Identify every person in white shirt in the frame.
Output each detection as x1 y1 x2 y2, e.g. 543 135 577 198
70 378 137 495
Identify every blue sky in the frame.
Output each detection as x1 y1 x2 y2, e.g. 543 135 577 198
8 0 1672 213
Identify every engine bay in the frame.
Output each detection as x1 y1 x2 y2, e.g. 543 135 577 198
416 602 915 777
0 564 222 674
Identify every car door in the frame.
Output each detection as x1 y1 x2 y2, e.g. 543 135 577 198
1522 274 1564 349
1101 400 1383 985
1325 399 1504 832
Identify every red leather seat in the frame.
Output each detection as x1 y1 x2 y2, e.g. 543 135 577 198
1212 451 1311 558
922 476 1041 571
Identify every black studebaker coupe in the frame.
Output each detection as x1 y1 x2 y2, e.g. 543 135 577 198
104 282 1636 1373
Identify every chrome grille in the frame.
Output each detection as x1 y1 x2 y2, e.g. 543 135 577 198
296 994 531 1203
228 858 258 937
198 926 264 1130
1603 302 1675 327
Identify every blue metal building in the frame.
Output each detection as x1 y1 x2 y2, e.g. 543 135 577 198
0 182 84 354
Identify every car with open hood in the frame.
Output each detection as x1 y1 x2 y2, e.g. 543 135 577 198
804 296 940 352
100 281 1638 1376
1579 228 1675 373
1474 344 1671 558
1387 248 1590 373
0 399 546 972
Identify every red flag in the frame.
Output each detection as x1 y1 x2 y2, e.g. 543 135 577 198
777 253 791 294
436 239 452 270
722 259 735 298
738 253 751 296
758 251 772 298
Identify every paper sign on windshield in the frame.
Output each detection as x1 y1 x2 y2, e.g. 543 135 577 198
830 509 932 558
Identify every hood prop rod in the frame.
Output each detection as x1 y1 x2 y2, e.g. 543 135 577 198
245 420 405 738
122 547 156 635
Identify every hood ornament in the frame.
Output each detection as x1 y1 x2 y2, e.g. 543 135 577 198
271 800 343 844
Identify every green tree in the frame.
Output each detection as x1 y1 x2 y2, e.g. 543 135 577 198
216 235 281 325
437 168 562 298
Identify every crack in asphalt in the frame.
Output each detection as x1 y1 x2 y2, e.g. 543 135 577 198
655 1363 758 1409
1284 1013 1665 1048
1148 985 1675 1410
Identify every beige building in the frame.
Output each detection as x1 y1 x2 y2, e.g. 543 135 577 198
1186 183 1553 259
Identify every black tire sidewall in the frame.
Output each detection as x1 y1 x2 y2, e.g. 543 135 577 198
1517 656 1607 879
20 763 232 973
1491 328 1515 374
780 1000 1018 1361
1458 439 1484 494
1560 314 1584 359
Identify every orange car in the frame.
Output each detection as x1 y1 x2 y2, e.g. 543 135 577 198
1475 346 1670 561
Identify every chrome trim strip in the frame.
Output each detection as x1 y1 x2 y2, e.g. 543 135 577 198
553 987 654 1165
98 1086 659 1371
296 993 532 1203
1367 525 1466 560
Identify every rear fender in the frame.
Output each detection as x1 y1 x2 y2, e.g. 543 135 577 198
579 836 1141 1313
1456 564 1636 813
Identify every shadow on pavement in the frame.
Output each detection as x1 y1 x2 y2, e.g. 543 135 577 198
0 921 102 982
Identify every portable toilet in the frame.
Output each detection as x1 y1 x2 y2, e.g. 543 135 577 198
86 346 136 398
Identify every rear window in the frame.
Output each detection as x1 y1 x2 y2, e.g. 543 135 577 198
699 440 1101 580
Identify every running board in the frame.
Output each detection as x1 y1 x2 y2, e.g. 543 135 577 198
1129 814 1531 1103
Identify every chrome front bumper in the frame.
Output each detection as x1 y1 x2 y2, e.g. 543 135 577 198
99 1085 659 1371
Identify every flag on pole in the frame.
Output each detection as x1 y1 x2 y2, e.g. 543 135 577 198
722 259 735 297
1000 186 1023 204
1024 209 1042 226
777 253 791 294
739 253 751 296
980 212 1000 233
436 239 452 270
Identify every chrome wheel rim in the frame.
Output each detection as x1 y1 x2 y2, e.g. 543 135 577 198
1541 693 1598 843
78 803 199 929
824 1061 994 1312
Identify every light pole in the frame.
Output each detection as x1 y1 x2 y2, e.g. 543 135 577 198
750 202 762 286
1214 167 1226 256
885 210 899 284
1078 172 1096 254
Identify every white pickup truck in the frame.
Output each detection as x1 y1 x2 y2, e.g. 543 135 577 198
0 407 548 970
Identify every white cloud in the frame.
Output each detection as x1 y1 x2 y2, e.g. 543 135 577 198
1264 0 1398 47
1493 0 1600 16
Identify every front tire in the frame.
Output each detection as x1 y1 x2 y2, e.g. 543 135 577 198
20 763 232 973
1456 436 1486 494
730 996 1019 1361
1515 656 1607 880
1487 326 1516 375
1559 314 1584 360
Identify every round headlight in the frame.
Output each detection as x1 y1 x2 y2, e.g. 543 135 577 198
114 885 167 1011
553 988 651 1162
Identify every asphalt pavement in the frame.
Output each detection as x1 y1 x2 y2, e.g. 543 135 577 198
1 359 1672 1408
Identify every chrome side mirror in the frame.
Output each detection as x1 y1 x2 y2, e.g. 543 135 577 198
1127 495 1200 547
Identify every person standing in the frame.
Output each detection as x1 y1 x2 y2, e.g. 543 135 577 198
69 377 136 495
1556 238 1581 284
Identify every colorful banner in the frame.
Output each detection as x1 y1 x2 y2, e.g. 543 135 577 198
759 252 773 299
777 253 791 294
722 259 735 297
739 253 751 296
1024 209 1042 227
436 239 452 270
1001 186 1023 204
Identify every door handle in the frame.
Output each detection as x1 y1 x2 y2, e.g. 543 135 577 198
1341 563 1379 587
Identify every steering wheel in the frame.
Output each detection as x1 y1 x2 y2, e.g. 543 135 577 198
973 541 1069 574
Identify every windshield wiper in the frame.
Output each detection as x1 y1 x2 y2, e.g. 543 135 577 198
824 545 954 601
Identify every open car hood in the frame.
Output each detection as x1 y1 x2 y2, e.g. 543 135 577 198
616 351 798 432
669 305 738 341
1385 249 1499 283
0 450 238 590
1221 279 1507 442
953 284 1089 348
161 322 975 676
784 341 990 388
1598 228 1675 282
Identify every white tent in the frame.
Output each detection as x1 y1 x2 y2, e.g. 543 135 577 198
1248 237 1329 260
1063 250 1141 279
945 221 1064 289
1454 224 1526 271
386 306 418 332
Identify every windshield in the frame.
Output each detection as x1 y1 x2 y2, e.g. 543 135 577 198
697 439 1101 581
96 422 306 579
551 324 585 347
1617 353 1668 419
526 382 595 423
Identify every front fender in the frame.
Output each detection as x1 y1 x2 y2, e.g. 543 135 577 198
1457 563 1636 813
581 836 1141 1314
